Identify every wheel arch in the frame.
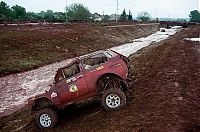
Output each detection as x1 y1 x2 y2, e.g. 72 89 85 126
96 73 128 93
32 97 56 111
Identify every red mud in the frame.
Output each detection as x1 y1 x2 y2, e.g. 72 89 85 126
0 26 200 132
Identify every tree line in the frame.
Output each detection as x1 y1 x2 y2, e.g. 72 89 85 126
0 1 66 22
1 1 199 23
0 1 151 23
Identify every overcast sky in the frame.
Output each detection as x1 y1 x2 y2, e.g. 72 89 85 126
2 0 200 18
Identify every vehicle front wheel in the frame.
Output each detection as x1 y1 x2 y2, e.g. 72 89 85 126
35 108 58 128
101 88 126 111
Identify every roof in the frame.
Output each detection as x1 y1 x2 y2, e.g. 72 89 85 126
78 50 117 60
59 50 118 69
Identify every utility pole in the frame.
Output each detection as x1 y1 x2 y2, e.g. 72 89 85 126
154 9 158 19
133 0 135 21
66 0 68 22
116 0 119 22
103 11 104 20
168 14 171 21
133 4 135 20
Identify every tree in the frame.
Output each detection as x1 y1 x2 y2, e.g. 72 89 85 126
120 9 127 21
44 10 54 22
11 5 26 20
66 3 91 20
54 12 66 22
189 10 200 22
102 15 110 21
38 11 45 20
0 1 12 21
26 12 39 21
137 11 151 22
128 10 132 21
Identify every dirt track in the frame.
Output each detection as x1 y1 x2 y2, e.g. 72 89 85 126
0 26 200 132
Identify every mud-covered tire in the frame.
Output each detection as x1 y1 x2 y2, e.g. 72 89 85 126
35 108 58 128
101 88 126 111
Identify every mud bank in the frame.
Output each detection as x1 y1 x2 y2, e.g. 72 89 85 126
0 24 158 77
1 26 199 132
0 25 179 118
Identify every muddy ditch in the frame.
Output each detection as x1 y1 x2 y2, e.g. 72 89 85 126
0 23 158 77
1 25 199 132
0 25 176 118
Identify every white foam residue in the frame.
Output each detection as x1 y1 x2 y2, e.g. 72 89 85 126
185 38 200 42
111 27 179 57
0 26 181 116
171 26 183 29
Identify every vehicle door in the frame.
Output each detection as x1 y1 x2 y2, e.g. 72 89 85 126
55 62 88 104
81 53 109 94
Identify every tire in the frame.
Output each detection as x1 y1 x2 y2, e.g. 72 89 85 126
35 108 58 128
101 88 126 111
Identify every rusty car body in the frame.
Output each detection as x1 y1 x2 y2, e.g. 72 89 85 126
28 50 131 128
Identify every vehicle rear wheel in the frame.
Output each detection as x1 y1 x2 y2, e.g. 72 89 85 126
35 108 58 128
101 88 126 111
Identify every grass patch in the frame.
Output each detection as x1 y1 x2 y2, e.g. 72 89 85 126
17 58 42 68
0 58 42 75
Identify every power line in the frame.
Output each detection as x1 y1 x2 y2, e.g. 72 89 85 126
66 0 68 22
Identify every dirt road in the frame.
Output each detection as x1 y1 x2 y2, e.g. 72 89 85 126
0 26 200 132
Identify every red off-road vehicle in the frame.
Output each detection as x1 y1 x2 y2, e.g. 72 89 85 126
28 50 131 128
